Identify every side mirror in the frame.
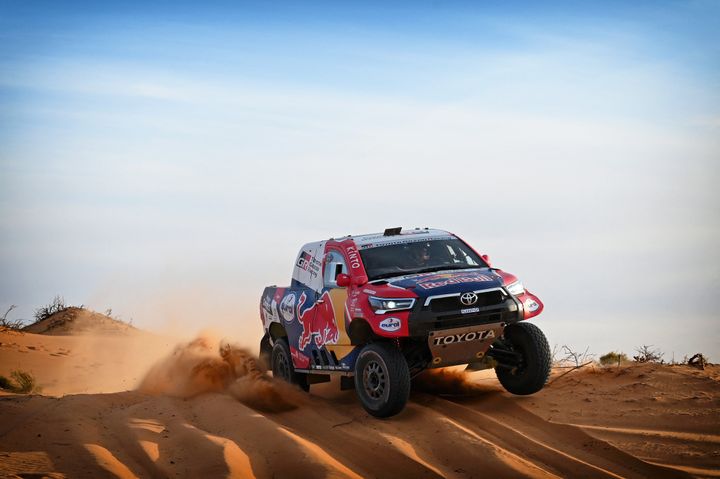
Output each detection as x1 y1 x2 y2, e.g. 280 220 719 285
336 273 351 287
481 254 492 267
352 275 368 286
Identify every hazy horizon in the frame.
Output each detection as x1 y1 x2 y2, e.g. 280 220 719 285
1 1 718 358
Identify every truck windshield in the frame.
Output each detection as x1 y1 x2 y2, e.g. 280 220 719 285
359 238 488 281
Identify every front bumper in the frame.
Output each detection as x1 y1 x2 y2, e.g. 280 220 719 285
407 288 523 337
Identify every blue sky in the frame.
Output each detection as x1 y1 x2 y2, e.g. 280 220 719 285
1 1 718 356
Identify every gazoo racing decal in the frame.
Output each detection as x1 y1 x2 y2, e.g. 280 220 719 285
432 329 495 346
417 272 495 290
297 250 322 278
279 293 296 322
379 317 401 332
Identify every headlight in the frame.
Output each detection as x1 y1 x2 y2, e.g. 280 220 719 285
507 281 525 296
368 296 415 314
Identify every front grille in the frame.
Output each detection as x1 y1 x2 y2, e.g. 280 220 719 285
432 309 515 329
428 290 505 313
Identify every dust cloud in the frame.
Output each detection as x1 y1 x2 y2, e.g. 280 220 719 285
138 335 304 412
413 367 501 396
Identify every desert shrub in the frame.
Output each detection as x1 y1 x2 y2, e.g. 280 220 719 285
599 351 628 367
687 353 709 370
0 375 12 390
0 305 25 329
33 295 68 323
0 371 41 394
10 370 41 393
560 345 594 367
633 345 664 363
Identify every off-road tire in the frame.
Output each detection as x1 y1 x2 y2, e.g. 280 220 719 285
271 337 309 392
354 342 411 418
496 322 551 395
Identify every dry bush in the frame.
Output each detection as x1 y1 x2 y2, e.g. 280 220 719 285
599 351 628 367
0 305 26 329
0 375 12 390
0 370 41 394
550 344 562 366
33 295 69 324
560 345 594 367
687 353 709 370
633 345 664 363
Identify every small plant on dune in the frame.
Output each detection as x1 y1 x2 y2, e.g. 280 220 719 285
0 375 12 390
33 295 69 324
560 345 595 367
550 344 562 366
0 370 41 394
599 351 628 367
687 353 709 370
0 305 26 329
633 345 664 363
11 370 41 393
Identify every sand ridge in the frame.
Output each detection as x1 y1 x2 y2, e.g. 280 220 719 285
0 329 718 478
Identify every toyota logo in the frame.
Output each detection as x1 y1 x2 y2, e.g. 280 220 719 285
460 292 478 306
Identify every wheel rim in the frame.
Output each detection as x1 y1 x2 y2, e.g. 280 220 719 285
362 359 387 400
275 350 291 380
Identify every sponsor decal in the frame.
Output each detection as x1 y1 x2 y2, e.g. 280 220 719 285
297 250 322 278
418 273 494 290
310 364 350 371
525 298 540 312
461 307 480 315
290 346 310 368
360 236 453 249
379 317 402 332
346 245 362 269
279 293 296 322
261 295 271 313
358 233 452 249
363 289 377 295
297 291 340 350
432 329 495 346
261 294 281 323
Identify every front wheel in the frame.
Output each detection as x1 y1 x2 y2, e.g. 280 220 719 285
354 342 410 418
495 322 551 395
271 337 309 392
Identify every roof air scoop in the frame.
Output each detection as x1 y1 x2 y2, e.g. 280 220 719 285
383 227 402 236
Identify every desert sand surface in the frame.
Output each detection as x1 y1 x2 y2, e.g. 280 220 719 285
1 323 718 478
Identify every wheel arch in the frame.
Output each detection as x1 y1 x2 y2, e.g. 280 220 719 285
268 321 287 342
348 318 379 345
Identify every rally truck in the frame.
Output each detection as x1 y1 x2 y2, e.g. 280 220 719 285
259 227 550 418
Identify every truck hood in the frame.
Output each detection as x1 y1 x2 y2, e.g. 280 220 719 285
381 268 504 298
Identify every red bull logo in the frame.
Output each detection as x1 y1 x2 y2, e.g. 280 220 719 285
297 290 340 350
417 272 495 290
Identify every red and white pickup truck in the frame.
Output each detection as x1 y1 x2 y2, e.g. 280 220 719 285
259 227 550 417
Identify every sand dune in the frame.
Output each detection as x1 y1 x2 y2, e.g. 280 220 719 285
1 328 718 478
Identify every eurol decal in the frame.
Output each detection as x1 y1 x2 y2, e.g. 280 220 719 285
379 317 401 332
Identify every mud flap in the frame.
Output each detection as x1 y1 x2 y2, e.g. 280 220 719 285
427 322 505 368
